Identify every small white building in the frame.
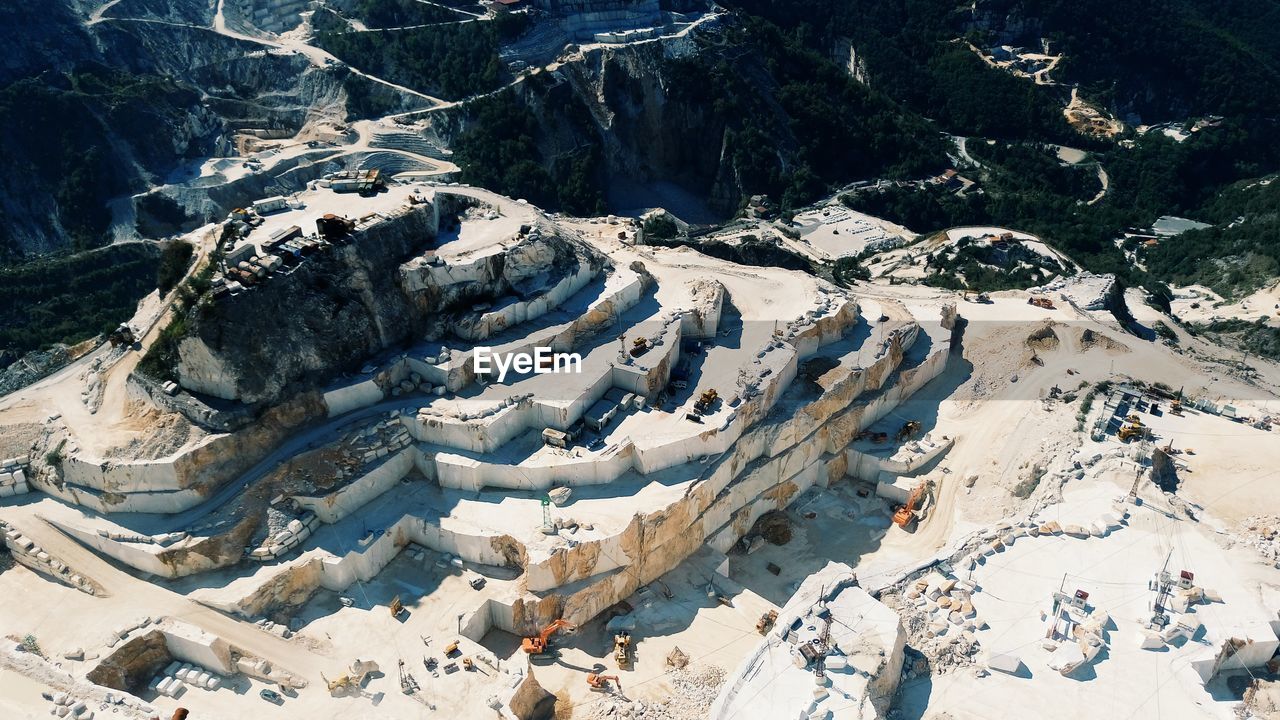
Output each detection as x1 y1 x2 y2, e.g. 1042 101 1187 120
252 195 289 215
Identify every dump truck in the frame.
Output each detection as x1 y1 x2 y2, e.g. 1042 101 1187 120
522 619 576 655
108 324 136 347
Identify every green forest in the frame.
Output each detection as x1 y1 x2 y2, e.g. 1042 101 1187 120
0 244 160 360
316 14 527 101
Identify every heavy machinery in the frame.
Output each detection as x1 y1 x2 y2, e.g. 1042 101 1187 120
324 659 379 697
587 673 622 692
892 483 929 529
324 673 354 696
389 595 404 617
1171 399 1183 415
895 420 922 442
1028 296 1056 309
756 609 779 634
694 388 719 413
630 337 650 356
1118 422 1144 441
108 323 136 347
522 619 576 655
444 640 460 656
613 631 633 668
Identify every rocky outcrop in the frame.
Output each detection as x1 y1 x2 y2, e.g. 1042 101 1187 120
507 669 558 720
86 631 170 693
174 195 604 405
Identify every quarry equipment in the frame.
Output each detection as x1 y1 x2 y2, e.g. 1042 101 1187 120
444 640 460 656
757 609 779 634
1028 296 1057 309
1171 399 1183 415
108 323 136 347
522 619 576 655
390 595 404 617
325 658 379 697
324 673 356 697
316 213 355 241
630 337 650 356
1118 422 1144 441
695 388 719 413
462 657 474 671
587 673 621 691
896 420 922 442
613 631 633 669
892 483 928 529
398 659 419 694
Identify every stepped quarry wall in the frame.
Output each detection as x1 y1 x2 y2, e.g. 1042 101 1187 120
30 391 324 514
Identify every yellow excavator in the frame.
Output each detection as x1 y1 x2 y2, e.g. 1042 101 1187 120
522 619 576 655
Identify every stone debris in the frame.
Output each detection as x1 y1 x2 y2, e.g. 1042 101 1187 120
578 664 726 720
1237 515 1280 567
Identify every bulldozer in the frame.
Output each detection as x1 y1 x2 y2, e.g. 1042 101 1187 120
613 631 633 669
892 482 929 529
389 595 404 618
895 420 922 442
587 673 622 692
756 609 779 634
522 618 576 655
694 388 719 414
630 337 650 357
1118 422 1144 441
1028 296 1056 309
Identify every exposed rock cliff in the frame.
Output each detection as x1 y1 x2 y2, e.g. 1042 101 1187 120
173 195 606 405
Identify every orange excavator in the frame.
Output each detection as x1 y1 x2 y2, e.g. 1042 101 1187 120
522 619 576 655
587 673 621 691
892 483 929 529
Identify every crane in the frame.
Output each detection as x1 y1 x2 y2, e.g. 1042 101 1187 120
587 673 621 691
522 619 576 655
